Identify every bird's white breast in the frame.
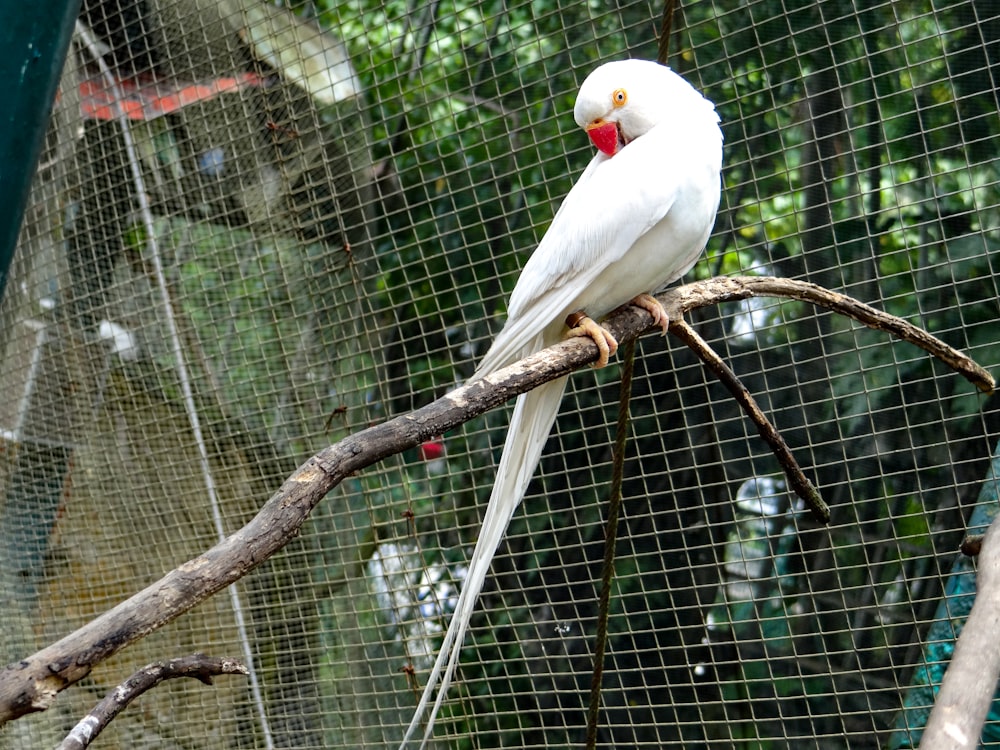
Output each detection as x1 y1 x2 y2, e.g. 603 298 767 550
559 117 721 324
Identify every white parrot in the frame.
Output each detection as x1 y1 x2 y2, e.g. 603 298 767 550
400 58 723 748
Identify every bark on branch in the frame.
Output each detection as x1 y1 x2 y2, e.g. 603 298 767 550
918 514 1000 750
0 275 991 725
55 654 248 750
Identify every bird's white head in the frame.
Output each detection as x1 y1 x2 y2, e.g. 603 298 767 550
573 58 716 157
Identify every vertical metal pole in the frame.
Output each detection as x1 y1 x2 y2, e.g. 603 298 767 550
0 1 82 302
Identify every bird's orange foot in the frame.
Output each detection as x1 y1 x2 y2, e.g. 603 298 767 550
565 310 618 368
631 293 670 335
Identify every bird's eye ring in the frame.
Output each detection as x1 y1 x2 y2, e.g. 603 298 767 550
612 88 627 107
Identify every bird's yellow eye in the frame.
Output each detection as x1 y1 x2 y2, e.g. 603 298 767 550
612 88 627 107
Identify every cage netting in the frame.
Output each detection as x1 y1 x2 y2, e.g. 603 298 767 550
1 0 999 748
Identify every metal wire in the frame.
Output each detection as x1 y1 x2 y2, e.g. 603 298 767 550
0 1 998 748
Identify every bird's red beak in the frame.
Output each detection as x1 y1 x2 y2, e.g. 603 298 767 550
585 119 621 156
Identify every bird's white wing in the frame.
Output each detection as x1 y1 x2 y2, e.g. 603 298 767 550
475 126 681 377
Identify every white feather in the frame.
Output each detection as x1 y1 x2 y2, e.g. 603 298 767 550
399 59 722 748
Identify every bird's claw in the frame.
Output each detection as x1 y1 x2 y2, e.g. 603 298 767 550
565 312 618 368
631 293 670 335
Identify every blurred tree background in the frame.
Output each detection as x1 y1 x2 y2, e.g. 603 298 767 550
0 0 998 748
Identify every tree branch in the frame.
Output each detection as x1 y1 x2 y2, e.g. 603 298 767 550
0 276 991 725
670 318 829 522
919 513 1000 750
672 277 992 393
55 654 248 750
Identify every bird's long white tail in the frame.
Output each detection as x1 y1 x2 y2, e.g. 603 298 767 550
399 376 568 748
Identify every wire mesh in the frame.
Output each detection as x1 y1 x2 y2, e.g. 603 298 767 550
1 0 998 747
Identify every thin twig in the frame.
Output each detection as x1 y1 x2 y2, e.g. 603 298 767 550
670 318 829 522
597 1 666 721
590 11 672 738
586 337 635 748
56 654 247 750
0 275 990 724
657 0 675 65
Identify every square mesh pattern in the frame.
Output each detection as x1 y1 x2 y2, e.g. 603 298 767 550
0 1 997 748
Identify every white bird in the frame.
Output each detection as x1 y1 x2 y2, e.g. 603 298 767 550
400 58 723 748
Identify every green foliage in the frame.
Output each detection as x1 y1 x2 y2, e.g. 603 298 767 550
329 3 995 746
321 1 616 389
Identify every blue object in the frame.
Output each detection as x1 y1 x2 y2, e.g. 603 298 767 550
198 147 227 178
889 443 1000 748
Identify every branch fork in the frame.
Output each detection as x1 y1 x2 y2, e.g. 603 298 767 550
0 276 991 727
